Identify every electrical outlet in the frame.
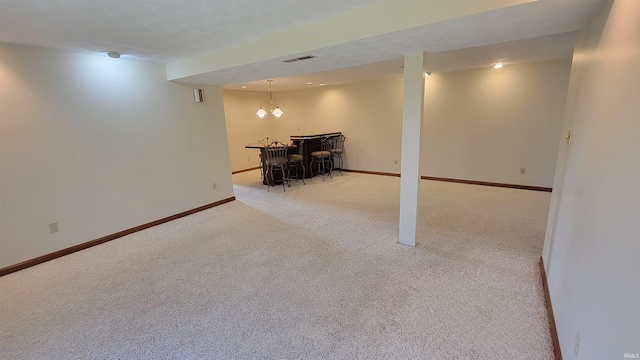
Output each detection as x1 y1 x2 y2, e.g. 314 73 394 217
394 160 398 165
48 222 59 233
520 168 526 175
574 332 581 357
212 182 217 190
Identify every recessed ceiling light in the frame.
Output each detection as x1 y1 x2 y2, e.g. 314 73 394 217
319 84 325 86
306 82 313 85
494 63 504 69
241 85 247 89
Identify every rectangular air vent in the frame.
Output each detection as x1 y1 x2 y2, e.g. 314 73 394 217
282 55 317 63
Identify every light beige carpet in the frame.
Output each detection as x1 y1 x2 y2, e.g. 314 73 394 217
0 170 554 359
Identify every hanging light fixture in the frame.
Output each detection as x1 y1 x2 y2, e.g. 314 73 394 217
256 80 283 118
256 106 268 118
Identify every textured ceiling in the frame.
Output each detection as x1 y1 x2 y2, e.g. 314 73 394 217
0 0 386 62
180 0 603 88
231 31 579 92
0 0 604 90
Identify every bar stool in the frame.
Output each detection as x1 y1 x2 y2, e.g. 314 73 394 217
257 137 273 180
310 137 333 181
264 140 290 191
330 135 345 175
287 140 305 185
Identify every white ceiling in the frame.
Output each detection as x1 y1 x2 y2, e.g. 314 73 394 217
0 0 386 62
0 0 388 63
229 31 580 92
0 0 604 91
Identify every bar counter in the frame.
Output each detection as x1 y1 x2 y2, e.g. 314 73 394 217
244 132 341 184
290 132 341 178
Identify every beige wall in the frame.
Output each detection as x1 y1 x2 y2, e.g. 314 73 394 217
542 0 640 358
224 77 404 174
0 44 234 268
223 90 272 172
270 77 405 174
422 60 571 187
224 59 571 188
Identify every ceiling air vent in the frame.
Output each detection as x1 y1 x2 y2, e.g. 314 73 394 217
282 55 317 63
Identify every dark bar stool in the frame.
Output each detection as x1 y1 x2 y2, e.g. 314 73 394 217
310 137 333 181
330 134 345 175
264 140 290 191
288 139 305 185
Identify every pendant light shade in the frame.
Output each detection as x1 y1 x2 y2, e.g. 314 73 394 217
256 106 268 118
256 80 283 118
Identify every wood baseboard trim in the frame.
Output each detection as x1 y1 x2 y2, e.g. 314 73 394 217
540 257 563 360
232 166 261 175
342 169 401 177
341 171 552 192
0 196 236 278
421 176 552 192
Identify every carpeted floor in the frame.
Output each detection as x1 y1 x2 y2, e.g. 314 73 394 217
0 170 554 359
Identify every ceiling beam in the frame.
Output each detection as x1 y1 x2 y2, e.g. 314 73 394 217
166 0 534 82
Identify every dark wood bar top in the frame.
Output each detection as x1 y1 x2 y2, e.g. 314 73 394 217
245 142 296 149
290 132 341 141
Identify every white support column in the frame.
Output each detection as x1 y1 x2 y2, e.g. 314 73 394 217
399 52 426 247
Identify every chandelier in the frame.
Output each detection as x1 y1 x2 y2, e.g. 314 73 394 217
256 80 283 118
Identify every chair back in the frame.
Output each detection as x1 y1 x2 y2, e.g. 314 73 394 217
321 137 333 153
297 139 304 155
257 137 273 146
332 135 345 153
265 140 289 165
288 140 304 162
